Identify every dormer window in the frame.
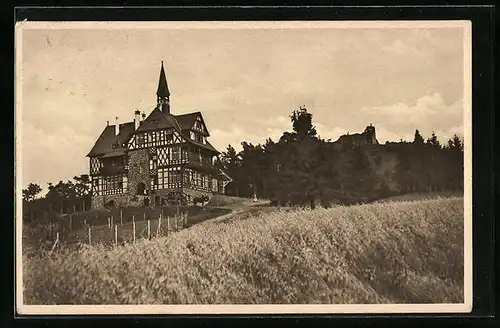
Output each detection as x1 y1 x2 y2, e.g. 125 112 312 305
196 134 203 144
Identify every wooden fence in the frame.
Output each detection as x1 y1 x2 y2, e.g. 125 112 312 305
25 210 189 255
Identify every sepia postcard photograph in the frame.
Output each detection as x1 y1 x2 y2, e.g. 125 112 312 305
15 20 472 315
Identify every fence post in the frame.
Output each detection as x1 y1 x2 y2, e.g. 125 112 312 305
167 216 170 234
88 227 92 245
157 214 162 237
115 224 118 247
147 220 151 240
132 220 136 242
175 214 178 231
49 232 60 257
69 214 73 232
120 209 123 226
143 213 146 222
108 217 110 229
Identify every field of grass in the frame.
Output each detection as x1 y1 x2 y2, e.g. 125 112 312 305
23 197 464 305
374 191 463 203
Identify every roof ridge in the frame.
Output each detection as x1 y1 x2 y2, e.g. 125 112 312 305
162 111 182 131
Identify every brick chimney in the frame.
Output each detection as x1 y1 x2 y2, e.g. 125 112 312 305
134 110 141 130
141 112 146 122
114 117 119 136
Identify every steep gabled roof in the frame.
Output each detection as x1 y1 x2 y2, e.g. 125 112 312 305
135 107 178 133
87 122 135 157
175 112 210 135
175 112 199 130
174 111 210 136
156 61 170 98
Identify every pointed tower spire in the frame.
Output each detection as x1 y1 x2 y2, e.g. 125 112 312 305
156 61 171 114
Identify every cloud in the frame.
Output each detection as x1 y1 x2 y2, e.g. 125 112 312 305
360 93 463 143
315 123 348 141
21 122 93 193
210 118 289 153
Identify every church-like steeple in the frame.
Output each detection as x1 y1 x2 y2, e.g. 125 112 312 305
156 61 171 114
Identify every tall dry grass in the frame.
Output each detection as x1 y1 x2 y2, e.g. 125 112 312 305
23 197 464 304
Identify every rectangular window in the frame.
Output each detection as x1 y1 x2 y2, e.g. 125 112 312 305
149 155 158 171
172 147 180 161
196 172 201 186
100 175 125 195
159 130 166 144
123 176 128 192
137 133 145 147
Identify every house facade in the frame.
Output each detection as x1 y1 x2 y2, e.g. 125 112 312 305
86 62 232 209
333 124 379 149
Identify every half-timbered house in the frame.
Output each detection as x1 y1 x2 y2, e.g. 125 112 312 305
87 62 232 209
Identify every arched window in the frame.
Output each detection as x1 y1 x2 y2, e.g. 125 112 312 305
137 182 146 195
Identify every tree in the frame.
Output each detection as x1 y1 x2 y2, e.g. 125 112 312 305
426 131 441 149
73 174 91 211
290 106 317 140
46 180 78 214
73 174 91 197
413 129 425 145
220 144 243 196
444 134 464 191
424 131 445 191
22 183 42 202
239 142 266 198
447 134 464 152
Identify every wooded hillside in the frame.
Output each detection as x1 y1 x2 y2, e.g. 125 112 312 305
21 106 464 221
219 107 464 208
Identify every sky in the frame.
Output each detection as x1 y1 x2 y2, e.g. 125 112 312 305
17 22 468 193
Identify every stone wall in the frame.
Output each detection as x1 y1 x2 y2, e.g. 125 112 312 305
91 194 129 210
91 194 151 209
128 149 150 197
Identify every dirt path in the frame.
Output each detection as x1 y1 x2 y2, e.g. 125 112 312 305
198 208 245 225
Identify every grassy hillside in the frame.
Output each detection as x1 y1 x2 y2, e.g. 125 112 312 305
23 197 464 305
374 191 463 203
